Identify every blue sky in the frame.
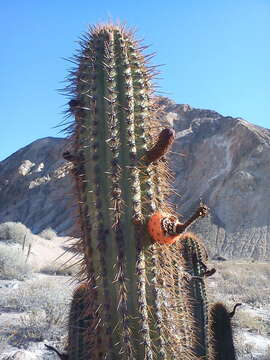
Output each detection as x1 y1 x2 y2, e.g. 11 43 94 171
1 0 269 161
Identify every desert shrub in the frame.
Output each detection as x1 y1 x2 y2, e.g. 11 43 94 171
38 227 57 240
0 222 34 246
207 260 270 306
236 310 268 335
4 278 72 345
235 333 270 360
5 278 72 312
0 244 33 280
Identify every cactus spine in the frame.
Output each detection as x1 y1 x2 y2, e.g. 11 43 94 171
64 24 181 359
179 233 210 358
209 303 238 360
68 283 91 359
64 23 226 360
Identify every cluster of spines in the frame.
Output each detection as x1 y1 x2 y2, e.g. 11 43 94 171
209 303 238 360
68 283 91 360
177 233 210 358
64 24 173 359
64 23 218 360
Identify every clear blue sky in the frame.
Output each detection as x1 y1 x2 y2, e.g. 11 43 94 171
1 0 269 161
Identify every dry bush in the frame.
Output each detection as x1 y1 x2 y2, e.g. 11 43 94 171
0 244 33 280
0 222 34 246
207 260 270 306
38 227 57 240
235 332 270 360
235 310 268 335
2 278 72 312
4 278 72 346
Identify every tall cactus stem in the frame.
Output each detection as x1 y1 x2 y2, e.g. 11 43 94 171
63 23 215 360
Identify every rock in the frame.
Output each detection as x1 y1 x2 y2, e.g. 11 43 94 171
212 255 227 261
164 101 270 260
0 137 74 235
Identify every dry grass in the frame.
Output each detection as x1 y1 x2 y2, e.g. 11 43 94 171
207 259 270 359
236 310 269 336
1 277 73 346
0 244 33 280
235 333 270 360
0 222 34 246
207 260 270 306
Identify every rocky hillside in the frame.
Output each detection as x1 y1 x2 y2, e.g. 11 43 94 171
163 101 270 260
0 137 74 235
1 100 270 259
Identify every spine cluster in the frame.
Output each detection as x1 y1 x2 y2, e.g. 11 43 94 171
60 23 238 360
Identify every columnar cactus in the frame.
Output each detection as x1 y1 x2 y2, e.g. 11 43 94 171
179 233 210 358
68 283 91 360
209 303 241 360
63 23 213 359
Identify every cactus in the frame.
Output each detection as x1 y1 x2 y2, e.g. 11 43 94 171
68 283 92 359
63 23 229 359
178 233 210 358
209 303 240 360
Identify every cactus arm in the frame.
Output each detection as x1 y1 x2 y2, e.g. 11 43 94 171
175 204 209 234
179 233 210 358
144 128 175 165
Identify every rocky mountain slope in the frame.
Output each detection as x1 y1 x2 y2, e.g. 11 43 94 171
1 100 270 259
0 137 74 235
163 101 270 259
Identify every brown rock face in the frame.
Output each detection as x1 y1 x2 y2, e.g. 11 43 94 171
164 100 270 260
1 101 270 259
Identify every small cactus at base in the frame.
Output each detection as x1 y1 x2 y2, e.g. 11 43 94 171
68 283 92 359
176 233 211 358
209 303 240 360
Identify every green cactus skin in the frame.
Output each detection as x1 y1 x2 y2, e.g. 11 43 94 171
64 23 210 360
177 233 210 359
209 303 237 360
68 283 92 360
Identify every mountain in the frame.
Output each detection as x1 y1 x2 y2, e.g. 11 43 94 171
0 137 74 235
163 100 270 259
1 100 270 259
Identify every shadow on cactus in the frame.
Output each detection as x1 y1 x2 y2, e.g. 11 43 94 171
59 22 233 359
